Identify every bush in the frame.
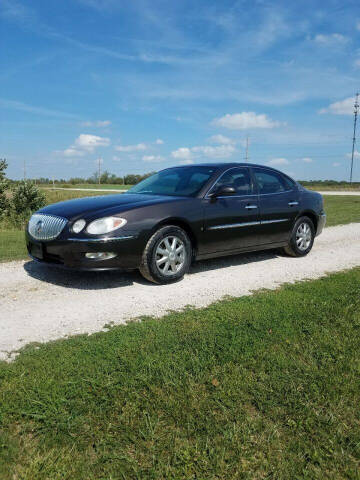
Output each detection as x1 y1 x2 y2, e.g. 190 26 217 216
0 159 10 217
11 181 46 224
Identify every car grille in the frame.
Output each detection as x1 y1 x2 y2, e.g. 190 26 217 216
28 214 68 241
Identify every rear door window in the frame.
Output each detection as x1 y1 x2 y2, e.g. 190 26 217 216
253 169 288 194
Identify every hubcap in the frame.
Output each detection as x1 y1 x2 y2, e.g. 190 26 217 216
155 236 186 276
296 222 312 251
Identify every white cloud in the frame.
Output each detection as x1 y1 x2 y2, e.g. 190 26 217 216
267 158 289 166
155 138 164 144
171 144 235 161
63 148 85 157
179 159 195 165
81 120 111 127
171 147 194 161
213 112 281 130
319 97 355 115
74 134 110 151
58 133 110 157
346 150 360 158
314 33 348 45
209 134 235 145
301 157 313 163
115 143 147 152
332 162 341 167
142 155 165 162
191 144 236 158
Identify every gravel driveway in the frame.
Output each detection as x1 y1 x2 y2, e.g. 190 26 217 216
1 222 360 361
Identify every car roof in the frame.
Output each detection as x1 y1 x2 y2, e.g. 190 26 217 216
167 162 283 172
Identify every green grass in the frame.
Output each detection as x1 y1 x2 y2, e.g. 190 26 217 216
0 230 27 261
305 184 360 191
42 189 116 204
0 268 359 479
324 195 360 226
0 193 359 262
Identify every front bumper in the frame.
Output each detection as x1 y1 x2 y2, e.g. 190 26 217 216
26 231 144 271
316 212 326 236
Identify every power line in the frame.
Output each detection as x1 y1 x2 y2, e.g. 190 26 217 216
350 92 359 184
97 158 102 185
245 136 249 162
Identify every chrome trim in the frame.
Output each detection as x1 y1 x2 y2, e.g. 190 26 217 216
259 190 293 196
288 201 299 206
208 218 289 230
261 218 289 225
67 236 134 242
215 194 259 199
208 221 261 230
28 214 68 241
204 167 255 198
245 205 258 209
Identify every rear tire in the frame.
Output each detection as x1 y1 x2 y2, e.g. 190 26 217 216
283 216 315 257
139 225 192 284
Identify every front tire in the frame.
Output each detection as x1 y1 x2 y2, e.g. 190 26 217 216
283 216 315 257
139 225 192 284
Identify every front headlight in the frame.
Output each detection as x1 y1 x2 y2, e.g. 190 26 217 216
86 216 127 235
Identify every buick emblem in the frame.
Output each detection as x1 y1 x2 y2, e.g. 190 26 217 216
35 220 44 235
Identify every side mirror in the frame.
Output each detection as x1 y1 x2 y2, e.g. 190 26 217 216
209 185 236 198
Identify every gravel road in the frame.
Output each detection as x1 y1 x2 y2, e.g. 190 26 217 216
316 191 360 196
1 222 360 361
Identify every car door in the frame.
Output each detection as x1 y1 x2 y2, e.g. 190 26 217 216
252 167 300 244
201 167 261 253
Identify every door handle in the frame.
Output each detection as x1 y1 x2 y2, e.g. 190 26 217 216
288 201 299 206
245 204 258 209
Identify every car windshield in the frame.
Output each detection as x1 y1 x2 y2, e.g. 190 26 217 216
127 166 217 197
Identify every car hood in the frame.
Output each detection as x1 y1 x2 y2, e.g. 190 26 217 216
38 193 182 219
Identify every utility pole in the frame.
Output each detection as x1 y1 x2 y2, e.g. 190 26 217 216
97 158 102 185
350 92 359 184
23 160 26 181
245 136 249 162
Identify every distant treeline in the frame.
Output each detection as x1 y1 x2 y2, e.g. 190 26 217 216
299 180 360 187
8 171 360 188
9 170 156 186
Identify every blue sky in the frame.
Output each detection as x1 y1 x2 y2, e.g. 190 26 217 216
1 0 360 181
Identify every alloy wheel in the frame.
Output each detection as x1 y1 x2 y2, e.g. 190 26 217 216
155 235 186 276
296 222 312 251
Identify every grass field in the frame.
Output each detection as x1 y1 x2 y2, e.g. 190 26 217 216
0 267 359 479
0 192 359 262
305 184 360 191
40 183 132 190
325 195 360 226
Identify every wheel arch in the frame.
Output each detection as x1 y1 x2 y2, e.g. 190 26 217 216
150 217 199 257
296 210 318 232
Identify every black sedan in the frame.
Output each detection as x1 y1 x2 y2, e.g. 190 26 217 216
26 163 326 284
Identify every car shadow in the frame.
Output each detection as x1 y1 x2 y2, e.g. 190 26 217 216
23 249 281 290
23 260 146 290
189 249 280 274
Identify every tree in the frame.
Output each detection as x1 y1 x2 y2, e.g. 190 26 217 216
11 181 46 219
0 159 9 217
